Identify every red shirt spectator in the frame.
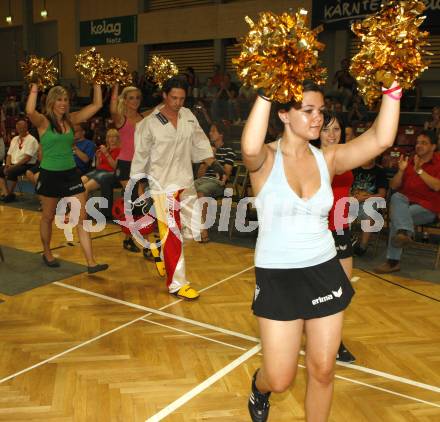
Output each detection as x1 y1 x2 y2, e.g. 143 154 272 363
400 152 440 214
96 147 120 172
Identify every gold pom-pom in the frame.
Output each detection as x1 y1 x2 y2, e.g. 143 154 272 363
103 57 133 86
350 0 431 107
145 55 179 88
74 47 106 84
20 55 58 91
232 9 327 103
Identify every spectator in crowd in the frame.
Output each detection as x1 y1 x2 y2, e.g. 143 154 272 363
195 121 235 242
350 158 388 256
81 128 120 204
184 66 199 108
424 106 440 137
211 73 239 121
211 64 224 87
200 77 218 105
192 99 212 135
0 119 38 202
347 94 368 124
3 95 21 117
374 130 440 273
238 84 256 120
332 58 357 108
73 123 95 175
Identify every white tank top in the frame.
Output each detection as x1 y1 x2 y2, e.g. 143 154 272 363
254 141 336 268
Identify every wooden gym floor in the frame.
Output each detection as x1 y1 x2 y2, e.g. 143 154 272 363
0 205 439 421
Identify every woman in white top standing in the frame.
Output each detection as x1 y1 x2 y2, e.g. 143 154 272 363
242 79 400 421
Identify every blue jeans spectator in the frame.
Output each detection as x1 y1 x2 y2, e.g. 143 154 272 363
386 192 436 260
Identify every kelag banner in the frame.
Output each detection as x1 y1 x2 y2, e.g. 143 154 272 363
312 0 440 30
80 15 137 46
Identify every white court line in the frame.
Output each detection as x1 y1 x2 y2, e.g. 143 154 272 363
142 318 440 410
333 373 440 408
140 319 440 421
145 344 262 422
55 281 259 343
0 267 254 384
55 280 440 395
141 318 247 352
0 314 148 384
158 265 255 311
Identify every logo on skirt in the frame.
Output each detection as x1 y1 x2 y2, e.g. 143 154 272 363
312 286 342 305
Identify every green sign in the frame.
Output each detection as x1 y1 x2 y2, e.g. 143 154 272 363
80 15 137 46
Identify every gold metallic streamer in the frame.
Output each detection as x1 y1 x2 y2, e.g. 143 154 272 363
232 9 327 103
20 55 58 91
103 57 133 86
145 55 179 88
350 0 431 107
74 47 106 84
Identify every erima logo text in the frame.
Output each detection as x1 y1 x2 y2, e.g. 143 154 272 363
312 287 342 305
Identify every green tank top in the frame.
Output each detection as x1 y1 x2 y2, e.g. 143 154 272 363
40 124 76 171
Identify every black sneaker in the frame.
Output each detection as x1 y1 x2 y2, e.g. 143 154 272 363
248 370 271 422
336 342 356 363
353 244 367 256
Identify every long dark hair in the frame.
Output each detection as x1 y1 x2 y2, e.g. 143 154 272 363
311 111 346 148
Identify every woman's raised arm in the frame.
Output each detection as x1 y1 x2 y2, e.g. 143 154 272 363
25 83 46 129
71 83 102 124
334 82 400 173
241 96 271 172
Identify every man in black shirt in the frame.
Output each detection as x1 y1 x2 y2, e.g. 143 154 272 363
351 158 388 255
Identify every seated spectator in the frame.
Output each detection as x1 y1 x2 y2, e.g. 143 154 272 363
424 106 440 137
194 121 235 242
350 158 388 255
374 131 440 273
73 123 95 175
0 119 38 202
81 128 120 198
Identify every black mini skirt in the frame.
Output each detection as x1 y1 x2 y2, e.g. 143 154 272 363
252 257 355 321
36 168 85 198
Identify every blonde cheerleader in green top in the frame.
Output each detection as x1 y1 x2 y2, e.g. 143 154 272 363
26 83 108 274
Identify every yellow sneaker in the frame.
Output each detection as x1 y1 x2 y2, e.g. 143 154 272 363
171 285 200 301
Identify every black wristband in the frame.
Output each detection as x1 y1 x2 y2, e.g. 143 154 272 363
257 88 271 102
